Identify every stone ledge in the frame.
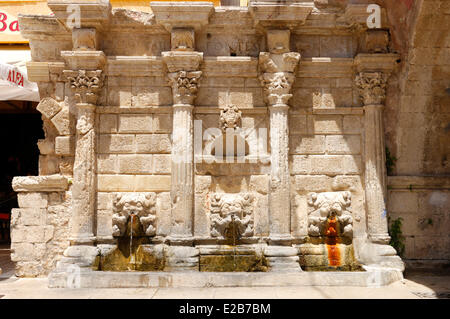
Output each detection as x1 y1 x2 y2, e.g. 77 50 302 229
12 175 69 193
202 57 258 78
150 1 214 32
387 176 450 190
48 269 403 288
97 174 171 192
298 58 354 77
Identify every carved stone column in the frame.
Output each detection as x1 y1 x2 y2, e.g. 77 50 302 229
259 30 300 244
163 40 203 270
259 30 301 271
64 69 103 245
356 72 390 244
354 58 404 271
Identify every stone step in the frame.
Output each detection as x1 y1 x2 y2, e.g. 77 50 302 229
48 268 403 288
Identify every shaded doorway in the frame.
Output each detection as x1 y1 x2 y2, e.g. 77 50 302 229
0 101 42 278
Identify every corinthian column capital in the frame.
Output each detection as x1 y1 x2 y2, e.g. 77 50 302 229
162 51 203 106
355 71 388 106
167 70 202 105
63 69 104 105
258 30 300 107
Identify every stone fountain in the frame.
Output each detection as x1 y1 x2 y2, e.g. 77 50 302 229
10 0 405 287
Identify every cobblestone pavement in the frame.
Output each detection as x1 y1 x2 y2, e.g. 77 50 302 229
1 245 449 299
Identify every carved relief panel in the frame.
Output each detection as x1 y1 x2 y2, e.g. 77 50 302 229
209 193 255 240
307 191 353 239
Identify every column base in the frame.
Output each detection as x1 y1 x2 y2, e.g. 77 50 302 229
55 245 100 272
264 246 302 272
69 235 96 246
268 235 294 246
355 238 405 272
165 246 199 271
368 234 391 245
167 235 195 246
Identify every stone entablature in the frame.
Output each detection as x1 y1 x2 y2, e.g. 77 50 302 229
12 0 408 279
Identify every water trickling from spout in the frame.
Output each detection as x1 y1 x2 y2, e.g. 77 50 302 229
231 214 237 270
325 215 341 267
129 214 135 269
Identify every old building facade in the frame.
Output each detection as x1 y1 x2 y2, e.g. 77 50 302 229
8 0 449 286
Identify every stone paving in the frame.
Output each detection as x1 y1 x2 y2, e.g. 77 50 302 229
1 245 449 299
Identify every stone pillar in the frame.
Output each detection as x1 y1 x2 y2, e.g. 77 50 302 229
259 30 300 244
163 42 203 270
355 69 404 271
58 34 106 269
259 30 301 271
62 69 103 245
355 72 390 244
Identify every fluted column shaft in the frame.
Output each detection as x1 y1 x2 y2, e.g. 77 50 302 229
70 103 97 244
364 104 390 243
268 105 291 240
170 104 195 243
355 71 391 244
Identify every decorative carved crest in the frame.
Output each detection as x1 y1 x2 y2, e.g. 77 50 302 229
63 69 103 104
307 191 353 238
112 193 157 237
219 105 242 132
355 72 388 105
167 70 202 105
209 193 254 239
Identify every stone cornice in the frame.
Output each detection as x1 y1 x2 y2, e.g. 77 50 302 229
150 1 214 32
18 14 71 42
162 51 203 72
335 4 389 29
249 0 314 29
47 0 112 30
61 50 106 70
354 53 399 74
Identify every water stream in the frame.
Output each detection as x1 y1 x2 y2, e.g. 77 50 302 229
129 214 135 270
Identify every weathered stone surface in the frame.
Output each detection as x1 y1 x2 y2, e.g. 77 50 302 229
12 1 448 280
55 136 75 155
36 97 62 119
17 193 48 208
12 175 68 192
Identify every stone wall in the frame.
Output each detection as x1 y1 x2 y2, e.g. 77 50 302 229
387 177 450 269
11 0 448 277
384 0 450 268
10 176 70 277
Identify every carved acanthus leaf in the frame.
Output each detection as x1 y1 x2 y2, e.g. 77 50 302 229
355 72 388 105
168 70 202 105
63 69 103 104
258 51 300 106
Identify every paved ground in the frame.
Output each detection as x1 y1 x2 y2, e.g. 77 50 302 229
1 244 449 299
